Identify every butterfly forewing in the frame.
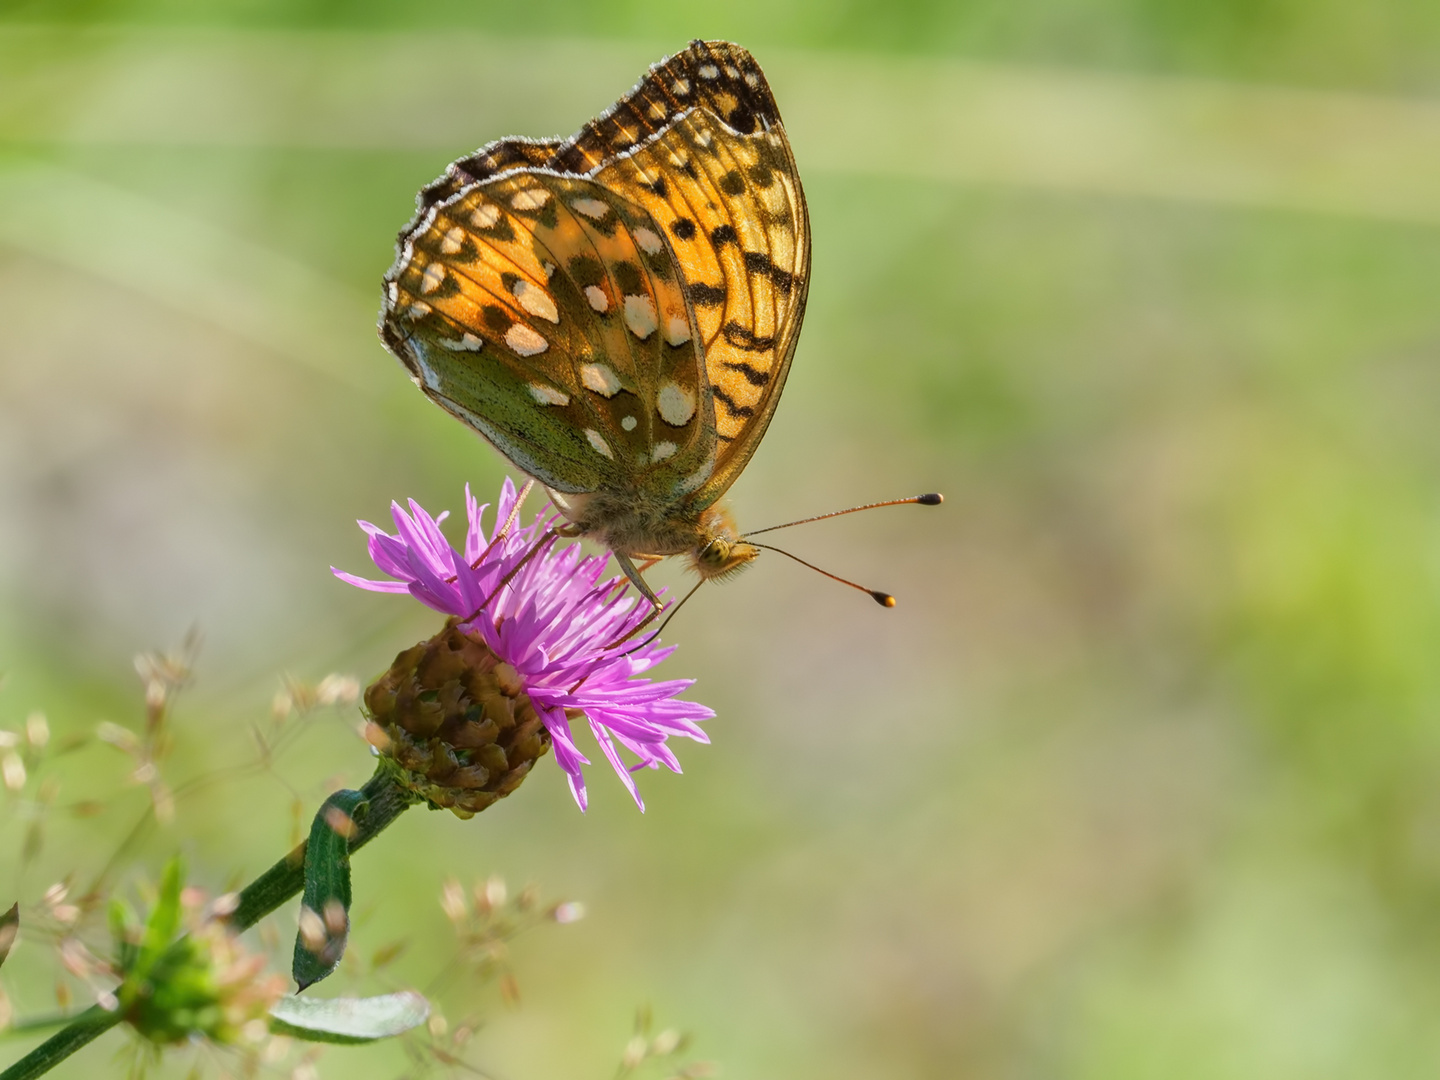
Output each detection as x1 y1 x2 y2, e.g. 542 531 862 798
545 41 810 510
596 107 807 497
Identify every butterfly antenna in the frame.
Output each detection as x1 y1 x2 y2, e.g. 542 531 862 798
744 493 943 538
747 541 896 607
620 578 707 657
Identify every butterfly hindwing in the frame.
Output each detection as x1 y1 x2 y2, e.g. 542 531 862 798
381 39 808 535
385 170 713 498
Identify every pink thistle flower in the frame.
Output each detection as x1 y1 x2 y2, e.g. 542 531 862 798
334 478 712 812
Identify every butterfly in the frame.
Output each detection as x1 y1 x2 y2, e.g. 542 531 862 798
379 40 808 614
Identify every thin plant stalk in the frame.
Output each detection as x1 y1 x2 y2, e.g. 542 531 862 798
0 764 415 1080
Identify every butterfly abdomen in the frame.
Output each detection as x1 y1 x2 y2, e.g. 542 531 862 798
549 487 708 559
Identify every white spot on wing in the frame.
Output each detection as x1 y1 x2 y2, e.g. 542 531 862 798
647 100 666 121
471 203 500 228
633 227 664 256
621 415 638 431
672 78 691 95
584 285 609 313
580 362 622 397
510 188 550 211
439 226 465 255
571 197 609 220
656 382 697 427
652 441 677 462
512 279 559 323
585 428 614 459
744 71 760 88
529 383 570 406
680 456 716 491
623 294 658 340
699 64 719 79
407 301 431 319
724 65 740 79
440 333 484 352
663 314 691 347
419 263 446 294
505 324 548 356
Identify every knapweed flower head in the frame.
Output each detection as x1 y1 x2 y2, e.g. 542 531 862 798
335 478 712 812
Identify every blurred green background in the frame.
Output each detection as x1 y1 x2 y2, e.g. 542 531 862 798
4 1 1440 1077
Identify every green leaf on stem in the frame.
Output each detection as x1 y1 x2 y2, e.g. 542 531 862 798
291 788 368 991
132 857 183 984
267 990 429 1044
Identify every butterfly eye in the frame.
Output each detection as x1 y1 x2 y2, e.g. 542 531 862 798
697 538 729 568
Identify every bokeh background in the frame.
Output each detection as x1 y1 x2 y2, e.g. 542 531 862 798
5 1 1440 1077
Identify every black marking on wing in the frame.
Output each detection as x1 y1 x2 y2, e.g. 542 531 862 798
687 282 727 307
612 260 644 294
711 224 738 247
474 214 516 244
425 272 461 300
722 322 777 351
712 385 756 418
568 254 606 288
671 217 697 239
742 250 795 294
723 359 771 385
718 170 746 195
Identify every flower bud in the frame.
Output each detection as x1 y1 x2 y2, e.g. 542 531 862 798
364 621 552 818
120 920 285 1046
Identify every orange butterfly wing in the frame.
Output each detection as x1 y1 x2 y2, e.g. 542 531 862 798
550 40 811 509
381 40 808 516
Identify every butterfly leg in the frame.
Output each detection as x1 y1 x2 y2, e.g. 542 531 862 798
602 552 668 648
460 527 560 623
464 477 535 572
613 552 666 617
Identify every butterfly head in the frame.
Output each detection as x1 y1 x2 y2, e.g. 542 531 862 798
690 505 759 583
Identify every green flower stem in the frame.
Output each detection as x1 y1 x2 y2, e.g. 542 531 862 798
1 764 416 1080
0 1008 114 1080
227 765 416 932
0 1015 91 1041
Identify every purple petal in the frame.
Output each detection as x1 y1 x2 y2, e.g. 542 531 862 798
332 567 412 593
